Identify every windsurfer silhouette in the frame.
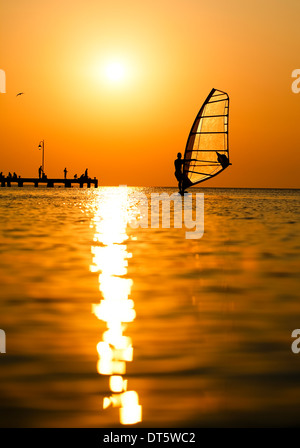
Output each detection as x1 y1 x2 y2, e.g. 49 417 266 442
174 152 196 195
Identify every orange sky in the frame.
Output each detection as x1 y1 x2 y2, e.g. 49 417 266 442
1 0 300 188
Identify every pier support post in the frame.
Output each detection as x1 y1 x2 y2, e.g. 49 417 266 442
80 182 83 188
47 181 54 188
34 181 38 187
7 180 11 187
18 181 23 187
1 181 5 187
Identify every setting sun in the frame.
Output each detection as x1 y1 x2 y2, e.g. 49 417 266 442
104 60 128 83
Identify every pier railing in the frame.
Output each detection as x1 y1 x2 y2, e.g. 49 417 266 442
0 177 98 188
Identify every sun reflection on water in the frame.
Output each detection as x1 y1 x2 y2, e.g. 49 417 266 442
90 187 142 425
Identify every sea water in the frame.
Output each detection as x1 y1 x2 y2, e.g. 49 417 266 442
0 186 299 427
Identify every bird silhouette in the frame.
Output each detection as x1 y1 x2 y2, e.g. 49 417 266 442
16 92 24 97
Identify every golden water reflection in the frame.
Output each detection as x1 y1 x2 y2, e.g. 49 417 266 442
90 187 142 425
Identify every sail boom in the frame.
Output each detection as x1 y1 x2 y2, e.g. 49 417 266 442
189 163 221 166
185 170 215 176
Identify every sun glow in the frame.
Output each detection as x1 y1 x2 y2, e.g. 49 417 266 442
104 60 128 83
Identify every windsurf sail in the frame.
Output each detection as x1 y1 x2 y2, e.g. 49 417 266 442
182 88 230 190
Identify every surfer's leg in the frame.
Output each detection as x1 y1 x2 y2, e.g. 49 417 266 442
175 171 185 194
178 178 182 194
175 172 181 193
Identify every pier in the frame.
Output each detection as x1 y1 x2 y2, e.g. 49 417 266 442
0 177 98 188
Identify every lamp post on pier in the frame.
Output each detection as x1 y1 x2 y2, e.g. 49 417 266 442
38 140 45 173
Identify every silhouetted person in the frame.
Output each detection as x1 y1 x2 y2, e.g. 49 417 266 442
216 152 231 169
42 172 47 180
74 174 77 179
13 172 17 179
84 168 88 178
64 167 67 179
174 152 196 194
8 172 12 178
38 166 43 179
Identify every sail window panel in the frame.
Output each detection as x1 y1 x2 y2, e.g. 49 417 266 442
189 171 209 184
194 133 226 152
188 163 216 176
209 97 227 105
210 92 228 102
203 101 226 118
186 134 227 160
198 116 224 134
188 165 223 184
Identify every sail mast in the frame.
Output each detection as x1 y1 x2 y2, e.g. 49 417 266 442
182 88 230 190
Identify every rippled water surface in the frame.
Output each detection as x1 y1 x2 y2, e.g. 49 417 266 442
0 187 299 427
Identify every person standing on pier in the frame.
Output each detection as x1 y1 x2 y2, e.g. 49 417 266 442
38 166 42 179
64 167 68 179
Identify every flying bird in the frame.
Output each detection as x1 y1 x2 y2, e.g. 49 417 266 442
16 92 24 97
